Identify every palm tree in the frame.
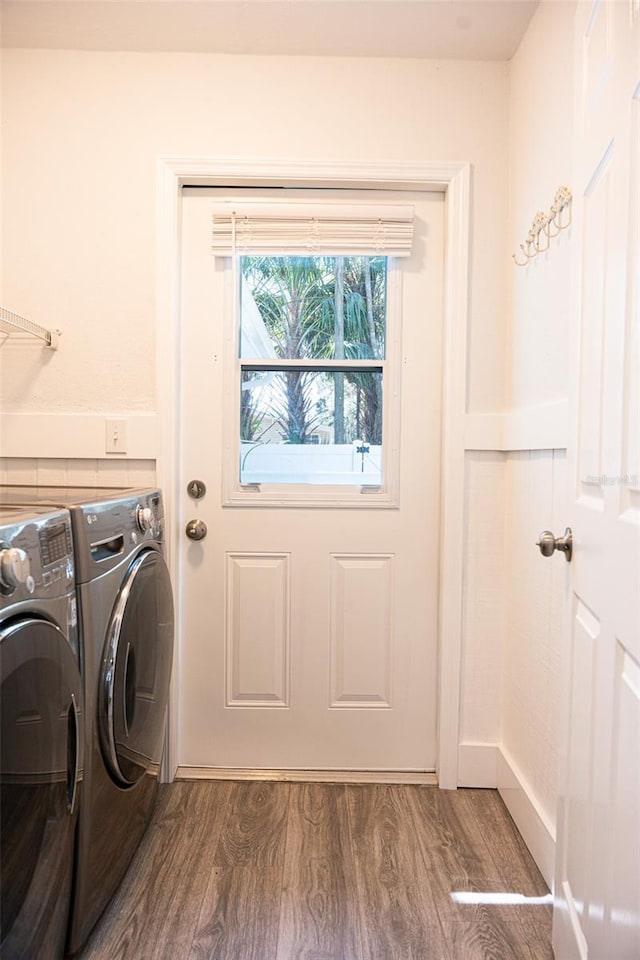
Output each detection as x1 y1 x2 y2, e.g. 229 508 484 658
334 256 345 443
341 256 386 444
241 255 387 445
240 378 262 441
242 256 332 444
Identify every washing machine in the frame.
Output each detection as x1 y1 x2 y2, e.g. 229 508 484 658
0 487 174 956
0 505 83 960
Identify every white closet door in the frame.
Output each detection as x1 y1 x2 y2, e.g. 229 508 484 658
553 3 640 958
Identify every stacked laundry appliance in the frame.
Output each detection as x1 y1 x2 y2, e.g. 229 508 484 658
0 487 174 957
0 504 83 959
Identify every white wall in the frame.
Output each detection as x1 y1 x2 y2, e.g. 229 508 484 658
458 0 575 887
503 0 574 858
0 7 4 306
1 50 508 422
507 2 574 408
502 449 567 819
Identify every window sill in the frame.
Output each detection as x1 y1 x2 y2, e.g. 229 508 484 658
222 484 399 509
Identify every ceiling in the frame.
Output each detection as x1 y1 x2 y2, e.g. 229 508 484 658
1 0 540 60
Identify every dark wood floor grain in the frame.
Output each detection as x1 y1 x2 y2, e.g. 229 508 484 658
77 782 553 960
276 784 362 960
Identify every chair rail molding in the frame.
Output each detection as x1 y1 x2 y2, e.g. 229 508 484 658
155 156 471 788
464 399 569 452
0 412 158 459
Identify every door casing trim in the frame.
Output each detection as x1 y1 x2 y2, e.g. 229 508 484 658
156 156 471 790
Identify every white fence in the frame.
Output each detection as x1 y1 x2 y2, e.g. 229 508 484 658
240 441 382 485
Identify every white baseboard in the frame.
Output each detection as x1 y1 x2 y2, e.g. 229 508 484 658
176 766 438 785
456 741 556 890
497 747 556 890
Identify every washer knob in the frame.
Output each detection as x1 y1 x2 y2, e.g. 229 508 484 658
0 547 31 591
136 505 154 533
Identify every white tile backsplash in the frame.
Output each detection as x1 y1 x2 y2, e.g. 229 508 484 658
1 457 156 489
36 459 70 486
66 460 101 486
0 458 38 485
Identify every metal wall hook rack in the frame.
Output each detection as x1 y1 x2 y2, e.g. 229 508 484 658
0 306 60 349
512 186 572 266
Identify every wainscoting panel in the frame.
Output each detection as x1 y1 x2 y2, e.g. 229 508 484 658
459 452 506 745
0 456 156 487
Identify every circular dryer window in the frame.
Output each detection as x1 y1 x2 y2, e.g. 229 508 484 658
99 549 174 787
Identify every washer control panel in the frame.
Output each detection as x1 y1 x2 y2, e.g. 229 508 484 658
136 504 154 534
0 508 74 601
68 489 165 584
0 545 32 594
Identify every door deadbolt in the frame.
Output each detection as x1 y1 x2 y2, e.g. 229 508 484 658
536 527 573 562
185 519 207 542
187 479 206 500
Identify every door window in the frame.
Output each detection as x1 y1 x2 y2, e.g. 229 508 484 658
224 255 402 506
239 255 387 487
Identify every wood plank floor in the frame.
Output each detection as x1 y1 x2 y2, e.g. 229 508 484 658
77 782 553 960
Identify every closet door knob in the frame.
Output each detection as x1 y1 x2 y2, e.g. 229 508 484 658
536 527 572 562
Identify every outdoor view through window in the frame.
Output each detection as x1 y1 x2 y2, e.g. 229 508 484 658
239 255 387 486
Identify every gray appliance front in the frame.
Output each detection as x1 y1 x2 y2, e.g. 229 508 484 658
67 541 173 956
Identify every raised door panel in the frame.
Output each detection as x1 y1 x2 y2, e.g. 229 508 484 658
576 147 610 498
225 553 290 707
606 647 640 959
329 554 394 708
564 600 600 944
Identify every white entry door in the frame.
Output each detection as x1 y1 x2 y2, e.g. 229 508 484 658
178 187 444 774
553 2 640 958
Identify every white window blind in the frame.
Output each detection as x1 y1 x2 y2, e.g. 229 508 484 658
211 201 414 257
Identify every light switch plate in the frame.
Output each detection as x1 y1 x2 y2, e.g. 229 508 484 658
105 418 128 454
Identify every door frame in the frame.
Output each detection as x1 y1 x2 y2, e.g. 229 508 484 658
155 157 471 789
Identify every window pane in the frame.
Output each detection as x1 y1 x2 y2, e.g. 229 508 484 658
240 369 382 486
240 256 387 361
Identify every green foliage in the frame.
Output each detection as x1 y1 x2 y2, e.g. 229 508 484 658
241 255 386 444
240 371 268 441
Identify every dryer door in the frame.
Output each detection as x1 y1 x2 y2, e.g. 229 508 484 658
99 548 174 787
0 617 83 960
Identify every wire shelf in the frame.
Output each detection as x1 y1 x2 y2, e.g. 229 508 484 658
0 307 60 348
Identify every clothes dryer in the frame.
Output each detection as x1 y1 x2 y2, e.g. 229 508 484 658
0 487 174 956
0 505 83 960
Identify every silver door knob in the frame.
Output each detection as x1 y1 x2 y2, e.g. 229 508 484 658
185 519 207 541
536 527 573 562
